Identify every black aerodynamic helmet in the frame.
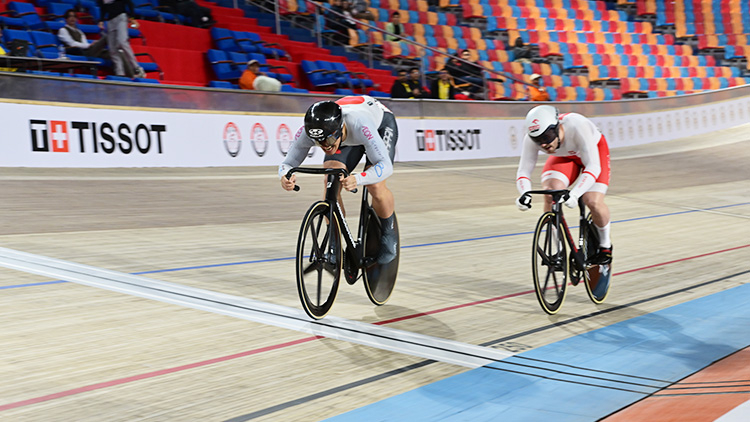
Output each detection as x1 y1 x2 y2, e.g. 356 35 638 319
304 101 343 146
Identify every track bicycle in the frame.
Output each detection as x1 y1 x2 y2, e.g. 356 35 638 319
286 167 400 320
520 189 612 315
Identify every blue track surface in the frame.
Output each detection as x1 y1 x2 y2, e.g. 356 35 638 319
327 280 750 421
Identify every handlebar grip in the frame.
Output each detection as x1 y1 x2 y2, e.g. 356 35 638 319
293 185 300 192
351 188 358 194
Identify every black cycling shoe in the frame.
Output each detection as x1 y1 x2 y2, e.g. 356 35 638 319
592 244 613 265
377 214 398 265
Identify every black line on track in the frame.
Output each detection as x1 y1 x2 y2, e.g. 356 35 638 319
226 269 750 420
652 390 750 397
597 344 750 420
663 384 750 390
677 380 750 385
222 360 436 422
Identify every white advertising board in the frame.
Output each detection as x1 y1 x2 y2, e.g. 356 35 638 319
0 102 320 167
1 96 749 167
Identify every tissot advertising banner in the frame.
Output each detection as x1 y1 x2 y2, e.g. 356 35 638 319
1 97 749 167
0 102 320 167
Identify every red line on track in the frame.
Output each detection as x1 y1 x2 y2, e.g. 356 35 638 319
2 245 748 412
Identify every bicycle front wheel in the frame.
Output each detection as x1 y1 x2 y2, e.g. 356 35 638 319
296 201 342 320
532 212 568 315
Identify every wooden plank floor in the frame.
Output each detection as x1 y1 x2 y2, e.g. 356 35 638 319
0 125 749 421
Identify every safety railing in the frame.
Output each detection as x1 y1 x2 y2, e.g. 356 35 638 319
246 0 531 100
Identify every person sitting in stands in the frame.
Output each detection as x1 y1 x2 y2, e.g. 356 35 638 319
527 73 550 101
408 67 430 98
159 0 214 28
239 59 281 91
384 11 404 42
513 37 533 63
58 9 109 58
445 49 484 96
390 69 415 98
430 69 457 100
0 28 16 72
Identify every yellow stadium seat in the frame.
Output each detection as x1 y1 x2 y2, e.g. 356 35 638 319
468 27 482 41
427 11 438 25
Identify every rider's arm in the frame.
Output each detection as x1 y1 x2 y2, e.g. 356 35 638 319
278 126 315 179
516 136 538 194
355 123 393 186
568 121 601 199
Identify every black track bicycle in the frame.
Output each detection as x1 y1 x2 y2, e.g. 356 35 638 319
286 167 399 320
521 189 612 315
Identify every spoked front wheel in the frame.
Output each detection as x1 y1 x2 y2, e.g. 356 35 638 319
296 201 342 319
532 212 568 315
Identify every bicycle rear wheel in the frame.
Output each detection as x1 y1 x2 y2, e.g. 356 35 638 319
532 212 568 315
362 209 399 306
296 201 342 319
583 214 611 304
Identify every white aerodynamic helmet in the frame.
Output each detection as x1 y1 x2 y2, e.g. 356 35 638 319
525 105 559 144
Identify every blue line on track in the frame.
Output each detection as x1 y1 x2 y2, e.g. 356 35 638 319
1 202 748 291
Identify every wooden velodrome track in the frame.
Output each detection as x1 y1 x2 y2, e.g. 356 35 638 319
1 123 749 421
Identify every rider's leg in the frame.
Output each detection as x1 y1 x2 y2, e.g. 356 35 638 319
582 191 612 264
582 191 611 246
541 178 567 212
368 180 395 219
368 179 397 264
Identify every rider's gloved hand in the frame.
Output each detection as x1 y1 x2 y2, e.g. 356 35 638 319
562 191 578 209
516 193 532 211
281 174 296 191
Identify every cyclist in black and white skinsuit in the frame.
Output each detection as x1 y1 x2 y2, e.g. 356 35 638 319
279 95 399 264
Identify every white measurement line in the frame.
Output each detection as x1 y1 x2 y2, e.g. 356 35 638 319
0 246 513 368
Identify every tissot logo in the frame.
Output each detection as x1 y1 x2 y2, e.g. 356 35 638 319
415 129 481 152
30 120 166 154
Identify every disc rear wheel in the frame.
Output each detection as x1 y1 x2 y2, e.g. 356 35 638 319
362 209 399 306
583 214 611 304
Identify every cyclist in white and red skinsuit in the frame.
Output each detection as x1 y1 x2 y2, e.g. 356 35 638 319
279 95 398 264
515 105 613 264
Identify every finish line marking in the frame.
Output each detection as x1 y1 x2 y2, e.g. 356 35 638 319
0 247 512 370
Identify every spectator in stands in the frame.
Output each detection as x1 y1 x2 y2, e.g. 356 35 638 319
512 37 533 63
58 9 109 58
390 69 416 98
98 0 145 78
326 0 356 46
239 59 281 92
445 49 484 97
430 69 457 100
341 0 359 26
408 67 430 98
160 0 214 28
384 11 404 42
350 0 373 20
527 73 550 101
0 28 14 72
